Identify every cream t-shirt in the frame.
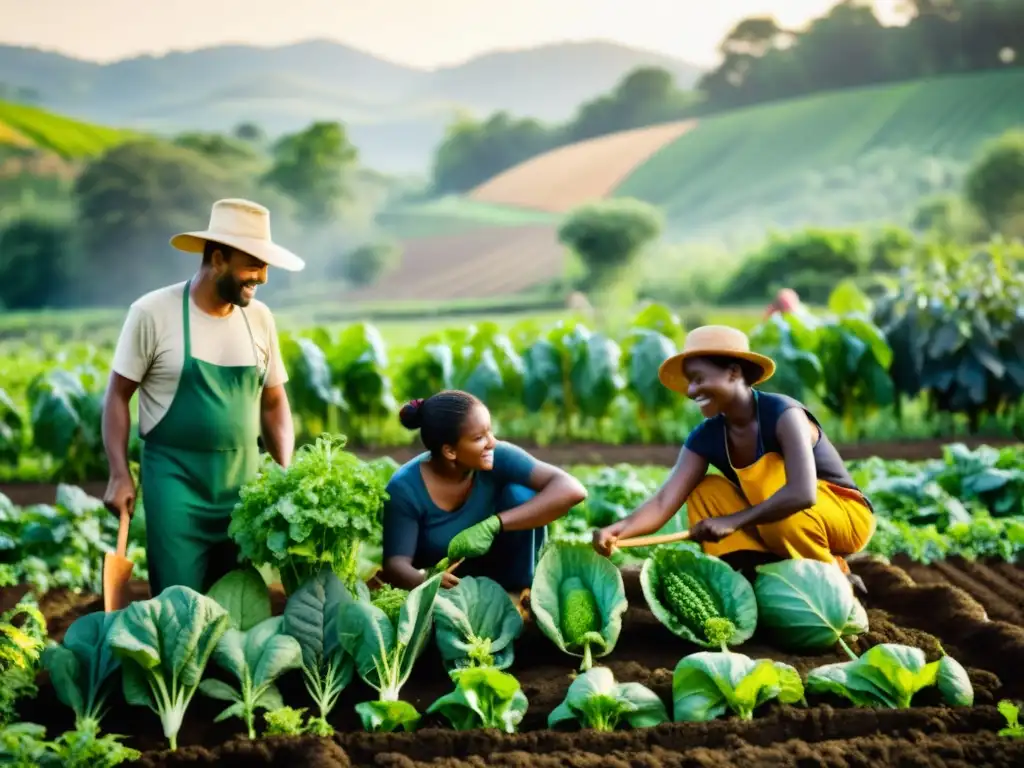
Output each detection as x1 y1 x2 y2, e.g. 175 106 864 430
111 281 288 436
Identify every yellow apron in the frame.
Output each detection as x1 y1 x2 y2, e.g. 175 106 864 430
685 450 875 574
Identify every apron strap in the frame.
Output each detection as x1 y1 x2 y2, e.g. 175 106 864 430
238 306 266 385
182 278 193 360
182 277 265 384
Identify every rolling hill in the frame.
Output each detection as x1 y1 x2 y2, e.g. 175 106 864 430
0 100 134 158
0 39 703 174
368 68 1024 302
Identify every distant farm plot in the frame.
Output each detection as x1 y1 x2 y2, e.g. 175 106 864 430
0 101 135 159
342 225 565 302
377 196 559 239
615 68 1024 240
467 120 697 213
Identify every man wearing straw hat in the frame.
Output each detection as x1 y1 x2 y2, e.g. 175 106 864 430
593 325 875 593
102 198 305 597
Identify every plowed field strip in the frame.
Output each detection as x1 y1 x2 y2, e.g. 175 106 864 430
889 556 1024 626
854 558 1024 698
468 120 698 213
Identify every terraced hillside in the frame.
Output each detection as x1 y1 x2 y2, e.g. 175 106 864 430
615 68 1024 240
0 100 134 159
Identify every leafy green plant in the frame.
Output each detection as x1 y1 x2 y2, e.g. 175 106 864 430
107 586 230 750
339 572 442 732
199 616 303 738
997 699 1024 739
25 366 106 483
370 584 408 626
0 595 47 726
426 666 528 733
672 651 805 721
262 706 313 737
531 541 628 670
753 559 869 652
806 643 973 709
548 666 667 731
230 433 388 595
433 575 525 672
0 388 23 465
41 611 121 730
281 570 364 729
640 548 758 650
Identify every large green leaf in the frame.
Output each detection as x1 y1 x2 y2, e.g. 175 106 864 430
753 559 869 651
206 567 272 631
640 547 758 649
433 576 524 672
522 340 562 411
530 542 628 666
626 330 677 412
0 388 23 464
570 332 625 418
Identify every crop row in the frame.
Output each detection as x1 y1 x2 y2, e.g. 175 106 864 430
3 251 1024 483
1 541 977 763
2 440 1022 601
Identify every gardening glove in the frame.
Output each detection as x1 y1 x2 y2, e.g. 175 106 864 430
447 515 502 561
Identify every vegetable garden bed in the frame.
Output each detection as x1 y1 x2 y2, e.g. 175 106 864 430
2 434 1019 508
11 557 1024 767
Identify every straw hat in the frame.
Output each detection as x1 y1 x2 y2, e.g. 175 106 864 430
170 198 305 272
658 325 775 393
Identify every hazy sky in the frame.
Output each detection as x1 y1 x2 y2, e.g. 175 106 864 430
1 0 905 68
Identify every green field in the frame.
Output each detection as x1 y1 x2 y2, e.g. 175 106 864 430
0 100 136 159
376 195 559 240
615 69 1024 242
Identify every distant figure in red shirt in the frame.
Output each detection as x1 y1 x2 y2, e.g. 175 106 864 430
765 288 801 317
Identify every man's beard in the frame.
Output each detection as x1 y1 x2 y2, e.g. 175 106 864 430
216 273 256 306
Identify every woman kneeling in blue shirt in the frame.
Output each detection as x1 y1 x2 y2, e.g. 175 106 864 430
381 390 587 592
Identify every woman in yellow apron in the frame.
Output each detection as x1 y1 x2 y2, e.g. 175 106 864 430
592 325 875 592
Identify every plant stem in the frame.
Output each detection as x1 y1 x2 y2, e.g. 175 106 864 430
838 637 859 661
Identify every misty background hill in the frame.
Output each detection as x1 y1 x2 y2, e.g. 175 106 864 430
0 39 704 174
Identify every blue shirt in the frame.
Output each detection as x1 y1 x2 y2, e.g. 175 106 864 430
382 441 538 569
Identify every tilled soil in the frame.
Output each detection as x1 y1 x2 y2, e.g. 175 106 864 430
9 557 1024 767
892 555 1024 626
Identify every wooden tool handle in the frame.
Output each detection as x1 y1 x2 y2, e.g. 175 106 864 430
614 530 692 549
116 510 130 557
445 558 465 575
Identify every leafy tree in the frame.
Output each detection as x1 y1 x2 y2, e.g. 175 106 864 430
234 122 265 143
564 67 696 143
964 129 1024 235
431 112 556 195
557 198 663 307
262 121 358 224
0 212 79 310
333 239 402 287
73 139 240 303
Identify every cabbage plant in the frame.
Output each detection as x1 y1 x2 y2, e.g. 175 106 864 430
548 666 667 731
531 541 628 671
433 576 524 672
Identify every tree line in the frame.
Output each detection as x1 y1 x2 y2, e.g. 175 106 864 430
431 0 1024 195
0 121 404 311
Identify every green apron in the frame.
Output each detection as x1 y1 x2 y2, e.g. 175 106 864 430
140 279 265 597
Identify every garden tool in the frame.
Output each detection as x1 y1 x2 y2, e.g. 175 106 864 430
103 510 134 612
613 530 692 550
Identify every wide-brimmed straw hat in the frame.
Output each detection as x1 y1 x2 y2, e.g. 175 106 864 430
170 198 305 272
658 325 776 394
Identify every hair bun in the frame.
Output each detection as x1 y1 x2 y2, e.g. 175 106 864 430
399 398 425 430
